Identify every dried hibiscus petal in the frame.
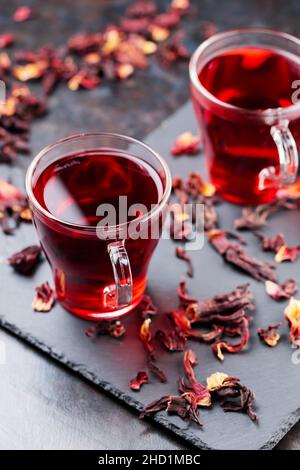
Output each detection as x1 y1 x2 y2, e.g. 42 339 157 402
206 372 229 391
284 297 300 346
215 377 257 421
0 33 14 48
257 322 282 347
149 25 170 42
139 395 170 419
155 327 187 351
255 232 285 253
175 246 193 277
147 353 167 383
171 131 201 156
129 371 149 391
139 294 158 319
275 244 300 263
171 0 190 10
8 245 41 274
179 349 211 407
85 320 126 339
32 282 55 312
186 171 215 198
234 203 279 231
184 282 254 323
265 279 298 300
208 229 277 282
13 6 33 22
212 317 250 361
169 309 223 343
139 318 153 353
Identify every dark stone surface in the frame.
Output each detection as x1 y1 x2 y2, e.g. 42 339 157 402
1 102 300 450
1 0 300 450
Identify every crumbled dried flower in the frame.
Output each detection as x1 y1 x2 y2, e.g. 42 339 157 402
171 131 201 156
32 282 55 312
255 232 285 253
257 322 282 347
234 203 279 230
8 245 41 274
265 279 298 300
129 371 149 391
213 377 257 421
284 297 300 346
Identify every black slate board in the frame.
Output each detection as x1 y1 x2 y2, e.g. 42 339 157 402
1 102 300 450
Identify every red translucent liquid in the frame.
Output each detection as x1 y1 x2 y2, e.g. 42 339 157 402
192 47 300 205
32 151 164 319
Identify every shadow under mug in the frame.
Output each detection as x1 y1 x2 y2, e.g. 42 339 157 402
26 133 171 321
190 28 300 205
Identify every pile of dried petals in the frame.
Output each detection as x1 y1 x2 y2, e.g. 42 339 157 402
0 1 191 162
140 349 257 425
169 280 254 361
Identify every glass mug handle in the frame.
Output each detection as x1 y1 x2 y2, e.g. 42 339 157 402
259 120 299 190
107 240 133 308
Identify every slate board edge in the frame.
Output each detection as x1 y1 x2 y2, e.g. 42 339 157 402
1 101 299 450
0 315 213 450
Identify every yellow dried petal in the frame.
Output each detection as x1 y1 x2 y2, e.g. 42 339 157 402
150 25 170 42
206 372 229 391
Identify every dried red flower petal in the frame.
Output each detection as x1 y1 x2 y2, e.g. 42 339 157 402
13 6 33 22
8 245 41 274
149 25 170 42
257 322 282 347
139 395 170 418
129 370 149 391
147 353 167 382
139 294 158 319
186 171 215 197
171 0 190 10
115 63 134 80
169 309 223 343
32 282 55 312
212 317 250 361
255 232 285 253
215 377 257 421
84 320 126 339
275 244 300 263
234 203 279 230
180 350 211 407
0 33 14 48
284 298 300 346
155 327 187 351
265 279 298 300
154 11 181 29
139 318 153 353
175 246 193 277
171 131 201 156
208 229 277 282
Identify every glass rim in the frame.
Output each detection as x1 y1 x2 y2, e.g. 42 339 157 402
189 27 300 119
25 131 172 233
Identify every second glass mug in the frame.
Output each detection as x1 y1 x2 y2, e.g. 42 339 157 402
26 133 172 320
190 28 300 205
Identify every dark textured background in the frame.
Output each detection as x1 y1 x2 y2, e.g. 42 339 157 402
0 0 300 450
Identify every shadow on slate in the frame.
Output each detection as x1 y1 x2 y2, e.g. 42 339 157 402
1 102 300 450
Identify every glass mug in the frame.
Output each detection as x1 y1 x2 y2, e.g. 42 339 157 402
26 133 171 320
190 28 300 205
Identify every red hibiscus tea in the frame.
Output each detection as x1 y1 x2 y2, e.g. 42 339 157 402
190 30 300 205
26 134 171 320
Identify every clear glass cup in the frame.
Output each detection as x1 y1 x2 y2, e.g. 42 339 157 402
190 28 300 205
26 132 171 320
